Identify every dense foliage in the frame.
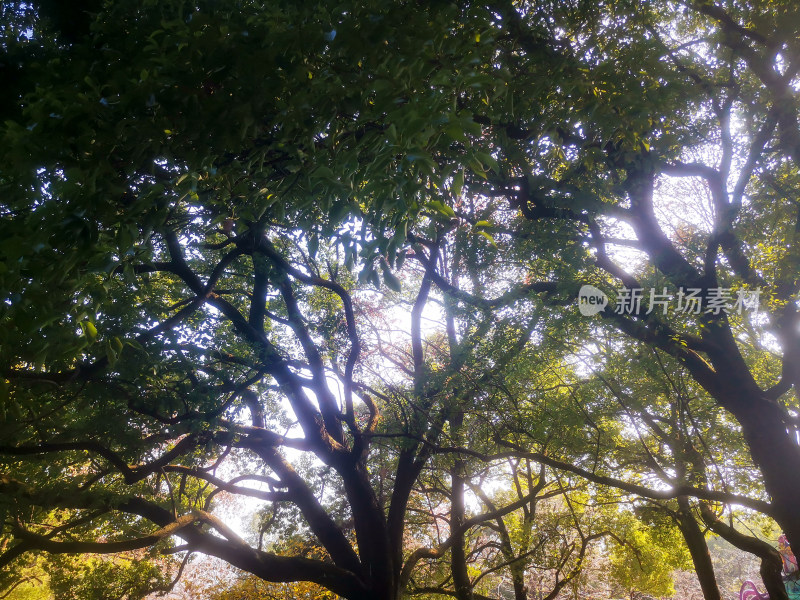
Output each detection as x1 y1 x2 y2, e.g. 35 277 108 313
1 1 799 599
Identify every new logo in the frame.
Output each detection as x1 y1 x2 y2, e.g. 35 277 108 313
578 285 608 316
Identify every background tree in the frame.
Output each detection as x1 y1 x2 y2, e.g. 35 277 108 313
2 0 800 599
458 0 800 550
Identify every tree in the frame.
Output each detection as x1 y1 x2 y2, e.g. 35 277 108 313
0 5 585 596
454 0 800 552
2 1 799 599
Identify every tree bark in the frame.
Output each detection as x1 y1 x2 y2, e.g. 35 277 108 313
706 352 800 558
450 411 473 600
674 497 722 600
699 502 789 600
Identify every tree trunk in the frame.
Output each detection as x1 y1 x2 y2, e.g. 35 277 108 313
341 462 396 599
675 497 722 600
512 574 527 600
729 389 800 557
450 412 473 600
684 322 800 556
699 502 789 600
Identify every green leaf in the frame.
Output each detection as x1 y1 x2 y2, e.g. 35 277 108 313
368 270 381 289
383 269 402 292
427 200 456 219
477 230 497 247
452 169 465 198
106 340 118 366
474 151 498 173
445 124 467 142
82 322 98 341
467 158 487 179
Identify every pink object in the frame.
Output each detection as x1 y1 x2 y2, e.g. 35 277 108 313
780 534 799 575
740 580 770 600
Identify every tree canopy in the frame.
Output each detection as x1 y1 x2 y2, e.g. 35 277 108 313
1 1 800 599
